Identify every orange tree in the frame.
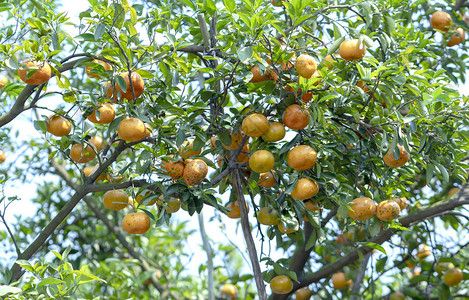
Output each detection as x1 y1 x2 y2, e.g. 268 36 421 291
1 0 469 299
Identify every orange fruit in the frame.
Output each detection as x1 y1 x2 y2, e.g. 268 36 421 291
332 272 351 290
264 68 279 81
295 54 317 79
47 115 71 137
118 117 146 142
86 59 112 79
270 275 293 294
105 71 145 102
103 189 128 210
391 197 407 210
295 287 313 300
383 144 410 167
144 123 152 137
282 104 310 130
89 135 104 151
348 197 376 221
70 143 97 164
83 165 107 182
179 140 202 159
291 178 319 200
162 159 185 180
257 207 279 225
431 11 453 31
258 170 276 188
271 0 285 6
222 132 246 150
18 59 51 85
161 197 181 213
250 65 266 83
304 200 320 212
389 292 405 300
278 220 298 234
183 159 208 186
209 136 218 148
448 187 460 197
136 191 157 206
220 284 238 300
0 150 5 163
416 245 431 260
249 150 274 173
376 200 401 221
226 200 249 219
447 28 465 46
241 113 269 137
122 212 150 234
323 54 338 70
287 145 317 171
285 84 313 102
261 122 286 142
0 75 7 88
339 39 366 61
443 268 463 286
87 103 115 124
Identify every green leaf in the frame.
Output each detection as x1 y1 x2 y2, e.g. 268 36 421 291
358 242 386 255
327 36 345 56
223 0 236 12
113 4 126 28
0 286 22 296
116 75 127 93
94 23 106 41
37 277 65 288
305 229 317 250
237 46 253 63
71 270 106 283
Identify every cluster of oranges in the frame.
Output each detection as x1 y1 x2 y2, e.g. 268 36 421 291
431 10 466 46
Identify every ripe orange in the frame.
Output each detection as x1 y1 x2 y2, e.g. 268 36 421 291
226 200 249 219
443 268 463 286
89 135 104 151
83 165 107 182
241 114 269 137
222 132 246 150
431 11 452 31
179 140 202 159
383 144 410 167
287 145 317 171
105 71 145 101
136 191 157 206
70 143 97 164
103 189 128 210
261 122 286 142
162 159 185 180
257 207 279 225
220 284 238 299
291 178 319 201
87 103 115 124
270 275 293 294
376 200 401 221
47 115 72 137
304 200 320 212
447 28 465 46
86 59 112 79
285 83 313 102
278 220 298 234
0 74 7 88
250 65 266 83
339 39 366 61
295 287 313 300
118 117 146 142
416 245 431 260
258 170 276 188
436 261 455 275
183 159 208 186
264 68 279 81
18 59 51 85
161 197 181 213
332 272 351 290
0 150 5 163
323 54 338 70
209 136 218 148
249 150 275 173
348 197 376 221
271 0 285 6
295 54 317 79
282 104 310 130
122 212 150 234
391 197 407 210
389 291 405 300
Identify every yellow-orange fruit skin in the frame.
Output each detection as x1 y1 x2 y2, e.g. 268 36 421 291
161 197 181 214
90 136 104 151
222 132 246 150
179 141 202 159
257 207 279 226
70 143 97 164
47 115 72 137
261 122 286 142
447 28 465 47
118 117 146 142
183 159 208 186
249 150 275 173
291 178 319 201
241 114 269 137
162 160 185 180
278 222 297 234
282 104 310 130
339 39 366 61
348 197 377 221
250 65 266 83
122 212 151 234
295 287 313 300
86 59 112 78
287 145 317 171
270 275 293 294
389 292 405 300
18 60 52 85
392 197 407 210
0 75 8 88
87 103 115 124
257 171 276 188
135 191 157 206
383 145 410 167
220 284 238 299
332 272 351 290
0 150 5 163
105 71 145 102
295 54 317 79
443 268 463 286
103 190 128 211
417 245 431 260
226 200 249 219
376 200 401 221
431 11 453 31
